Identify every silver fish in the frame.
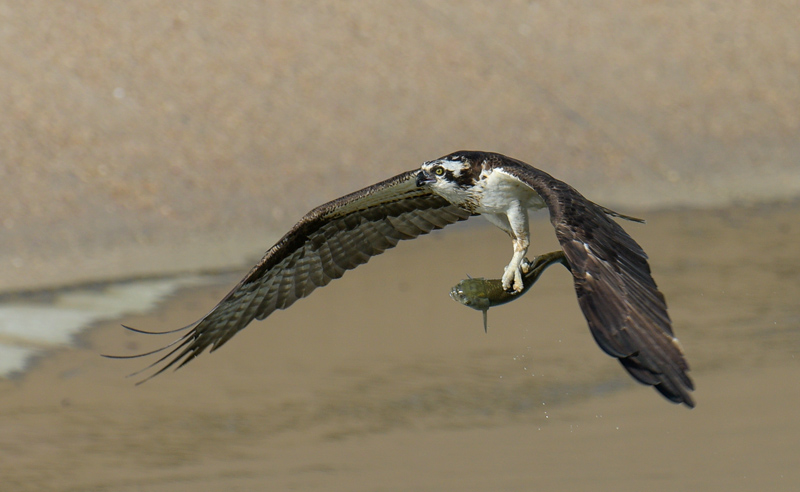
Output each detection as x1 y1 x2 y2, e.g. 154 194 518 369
449 251 570 332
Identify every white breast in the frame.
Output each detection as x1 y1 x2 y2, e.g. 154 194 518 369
473 168 545 214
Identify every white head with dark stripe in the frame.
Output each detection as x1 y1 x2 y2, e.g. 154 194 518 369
416 151 487 206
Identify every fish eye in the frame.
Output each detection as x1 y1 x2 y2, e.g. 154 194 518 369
434 166 445 176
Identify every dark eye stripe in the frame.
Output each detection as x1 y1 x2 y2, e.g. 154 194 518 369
452 169 475 188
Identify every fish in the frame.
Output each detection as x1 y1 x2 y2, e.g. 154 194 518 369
449 250 571 332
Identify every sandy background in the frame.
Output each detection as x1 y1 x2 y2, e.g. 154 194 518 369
2 1 799 293
1 2 800 491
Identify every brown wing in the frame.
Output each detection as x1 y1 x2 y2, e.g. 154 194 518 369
117 170 471 380
495 155 694 407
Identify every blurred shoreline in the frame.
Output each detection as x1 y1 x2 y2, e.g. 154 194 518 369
3 197 798 296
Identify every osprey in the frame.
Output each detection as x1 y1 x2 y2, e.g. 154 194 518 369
115 151 694 407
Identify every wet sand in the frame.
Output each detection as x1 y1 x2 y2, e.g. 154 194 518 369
1 202 799 491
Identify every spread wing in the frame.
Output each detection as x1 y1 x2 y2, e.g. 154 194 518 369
115 170 471 380
497 157 694 407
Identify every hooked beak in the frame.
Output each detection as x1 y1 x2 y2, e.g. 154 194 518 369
416 170 435 187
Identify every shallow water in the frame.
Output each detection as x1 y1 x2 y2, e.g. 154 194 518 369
0 276 215 378
0 203 798 491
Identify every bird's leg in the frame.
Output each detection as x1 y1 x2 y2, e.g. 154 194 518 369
481 205 530 293
502 237 529 293
501 204 530 293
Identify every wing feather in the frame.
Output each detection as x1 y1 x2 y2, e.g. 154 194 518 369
121 170 471 380
495 156 694 407
112 151 693 407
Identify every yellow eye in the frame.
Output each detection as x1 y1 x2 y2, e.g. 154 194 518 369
434 167 445 176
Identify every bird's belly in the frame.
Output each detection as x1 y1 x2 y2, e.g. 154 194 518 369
473 177 544 215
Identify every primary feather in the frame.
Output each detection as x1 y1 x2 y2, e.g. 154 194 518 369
110 151 693 407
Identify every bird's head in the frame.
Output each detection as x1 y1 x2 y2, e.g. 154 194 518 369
416 151 485 196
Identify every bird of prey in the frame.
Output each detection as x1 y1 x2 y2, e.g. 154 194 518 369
114 151 694 407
